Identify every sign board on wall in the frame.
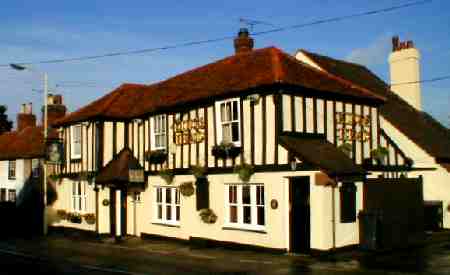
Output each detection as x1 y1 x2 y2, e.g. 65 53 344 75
335 112 370 142
173 117 206 145
46 139 64 164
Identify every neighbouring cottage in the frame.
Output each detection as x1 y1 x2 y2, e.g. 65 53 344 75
296 36 450 230
51 29 427 253
0 96 66 206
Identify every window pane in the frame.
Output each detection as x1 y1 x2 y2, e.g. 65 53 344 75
243 206 251 224
229 186 237 203
222 124 231 143
176 206 180 221
226 102 232 121
175 189 180 204
158 205 162 219
221 104 226 122
166 188 171 203
232 101 238 120
257 186 264 205
166 206 172 220
231 122 239 142
230 206 238 223
242 185 251 204
156 188 162 203
257 206 265 225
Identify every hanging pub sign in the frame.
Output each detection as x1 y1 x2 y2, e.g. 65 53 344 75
46 139 64 164
129 169 145 183
335 112 370 142
173 117 206 145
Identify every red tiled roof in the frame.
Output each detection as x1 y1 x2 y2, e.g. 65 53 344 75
300 49 450 161
55 47 384 126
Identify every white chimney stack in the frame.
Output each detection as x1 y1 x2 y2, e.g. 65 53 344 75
388 36 422 110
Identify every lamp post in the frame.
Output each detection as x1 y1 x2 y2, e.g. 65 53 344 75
10 63 48 236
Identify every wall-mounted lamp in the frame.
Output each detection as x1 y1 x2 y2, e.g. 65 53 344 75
81 121 90 127
290 158 297 171
246 93 260 103
133 118 144 125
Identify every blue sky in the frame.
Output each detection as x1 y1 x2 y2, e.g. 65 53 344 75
1 0 449 127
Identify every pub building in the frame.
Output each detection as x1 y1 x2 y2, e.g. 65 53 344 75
51 29 427 253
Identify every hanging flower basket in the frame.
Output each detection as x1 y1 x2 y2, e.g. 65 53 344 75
158 168 174 184
67 212 82 224
56 209 68 220
145 150 168 164
371 147 389 165
83 213 96 225
234 163 255 182
211 142 242 160
190 165 207 179
199 208 217 224
338 143 352 157
179 181 195 197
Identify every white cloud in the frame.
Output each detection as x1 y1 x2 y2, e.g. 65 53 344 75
346 34 391 66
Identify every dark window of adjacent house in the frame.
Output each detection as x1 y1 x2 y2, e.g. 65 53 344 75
8 190 16 202
195 177 209 210
8 160 16 180
0 188 6 202
340 182 357 223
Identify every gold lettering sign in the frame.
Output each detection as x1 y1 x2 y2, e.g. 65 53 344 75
336 112 370 142
173 117 206 145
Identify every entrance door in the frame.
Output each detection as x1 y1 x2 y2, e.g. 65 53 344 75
290 177 310 253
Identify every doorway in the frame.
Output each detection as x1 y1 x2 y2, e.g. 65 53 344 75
289 177 310 253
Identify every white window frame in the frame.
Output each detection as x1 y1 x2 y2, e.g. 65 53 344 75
224 184 265 231
8 160 16 180
151 115 167 150
72 181 87 213
215 98 241 146
153 186 180 226
70 124 82 159
8 189 16 202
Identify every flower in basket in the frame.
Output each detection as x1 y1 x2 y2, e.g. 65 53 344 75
145 150 168 164
158 168 174 184
56 209 68 220
179 181 195 197
338 143 352 157
211 142 241 159
199 208 217 224
83 213 96 225
190 165 207 179
67 212 82 224
371 147 389 165
234 163 255 182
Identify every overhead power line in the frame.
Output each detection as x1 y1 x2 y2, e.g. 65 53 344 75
0 0 432 67
390 75 450 86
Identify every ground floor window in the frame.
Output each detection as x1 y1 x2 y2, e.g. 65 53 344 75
72 182 87 213
8 189 16 202
154 186 180 225
0 188 6 202
226 184 265 230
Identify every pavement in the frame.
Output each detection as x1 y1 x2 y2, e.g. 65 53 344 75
0 230 449 274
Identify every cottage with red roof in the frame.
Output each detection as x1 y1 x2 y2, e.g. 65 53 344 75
50 29 427 252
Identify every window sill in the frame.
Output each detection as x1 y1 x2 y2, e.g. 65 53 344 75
151 221 180 228
222 225 267 234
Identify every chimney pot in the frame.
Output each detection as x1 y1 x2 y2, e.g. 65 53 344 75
17 103 36 131
42 94 67 126
234 28 254 54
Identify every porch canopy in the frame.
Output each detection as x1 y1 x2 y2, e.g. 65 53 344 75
279 135 366 181
96 148 145 189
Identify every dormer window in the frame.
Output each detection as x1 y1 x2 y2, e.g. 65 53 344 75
71 124 82 159
151 115 167 150
216 98 241 146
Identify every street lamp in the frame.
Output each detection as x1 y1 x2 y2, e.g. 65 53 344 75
10 63 48 236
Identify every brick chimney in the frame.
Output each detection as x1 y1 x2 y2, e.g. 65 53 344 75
42 94 67 126
234 28 254 54
17 103 36 131
388 36 421 110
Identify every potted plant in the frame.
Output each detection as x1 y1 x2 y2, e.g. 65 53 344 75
56 209 68 220
67 212 82 224
338 143 352 157
179 181 195 197
158 168 174 184
145 149 168 164
190 165 207 179
371 147 389 165
199 208 217 224
234 163 255 182
211 142 242 160
83 213 96 225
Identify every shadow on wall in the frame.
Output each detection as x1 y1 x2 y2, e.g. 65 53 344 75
0 176 58 239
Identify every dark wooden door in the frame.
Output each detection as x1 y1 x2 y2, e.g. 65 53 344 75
290 177 310 253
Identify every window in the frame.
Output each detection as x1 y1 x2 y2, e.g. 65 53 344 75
0 189 6 202
340 182 357 223
8 160 16 180
152 115 167 150
226 184 265 230
72 182 87 212
8 190 16 202
155 187 180 225
32 159 40 178
216 99 240 146
71 125 82 159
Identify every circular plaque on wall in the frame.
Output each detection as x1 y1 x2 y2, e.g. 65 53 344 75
270 199 278 209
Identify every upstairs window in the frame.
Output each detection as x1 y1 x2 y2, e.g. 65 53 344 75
8 160 16 180
151 115 167 150
71 124 82 159
216 99 241 146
